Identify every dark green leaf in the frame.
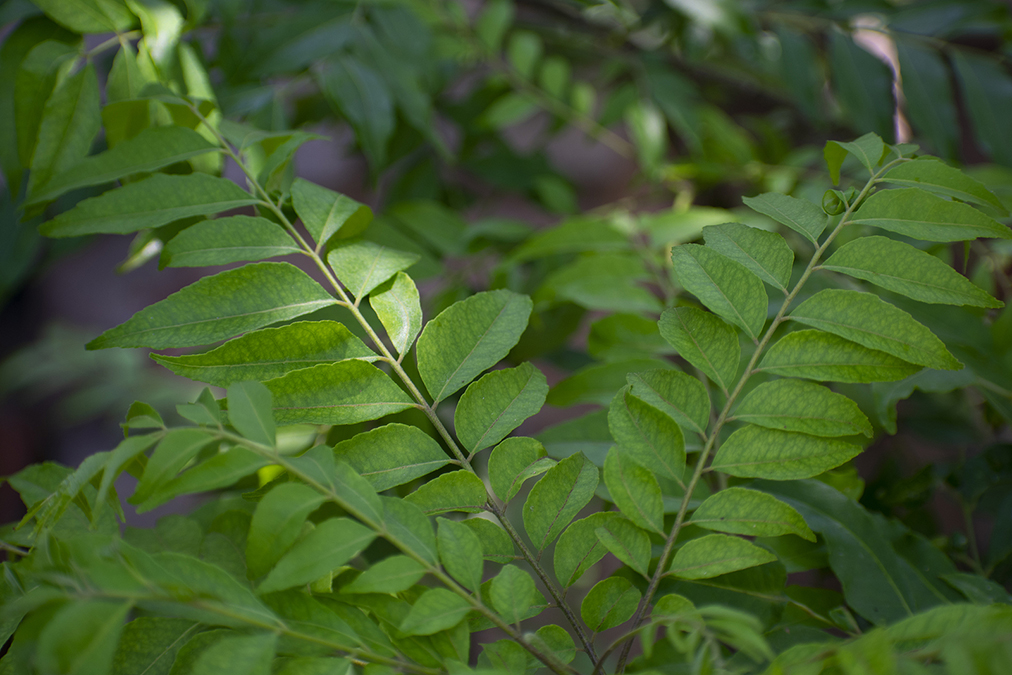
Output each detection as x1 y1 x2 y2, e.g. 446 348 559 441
703 223 793 292
952 50 1012 167
399 589 471 637
416 290 533 402
382 497 437 564
670 244 767 340
554 512 625 587
742 193 827 245
508 216 627 262
246 483 326 579
436 517 484 591
111 618 197 675
153 321 375 387
32 0 134 34
659 307 739 392
733 379 873 437
608 386 685 484
488 437 553 503
227 380 275 447
318 56 393 169
523 452 598 550
581 577 640 631
137 448 269 512
530 624 575 666
334 423 450 491
455 363 548 454
881 159 1006 215
896 44 959 161
710 425 862 480
41 174 259 238
603 446 663 534
830 34 895 141
88 262 336 349
36 600 131 675
689 487 815 541
291 178 372 248
369 272 422 357
850 188 1010 242
258 517 375 594
161 216 300 268
626 370 710 436
190 633 276 675
669 534 776 580
757 329 923 382
132 429 217 506
461 518 515 564
594 514 651 576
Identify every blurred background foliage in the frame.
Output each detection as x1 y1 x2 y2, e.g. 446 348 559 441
2 0 1012 586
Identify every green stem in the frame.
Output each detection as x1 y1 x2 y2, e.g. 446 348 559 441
614 162 902 673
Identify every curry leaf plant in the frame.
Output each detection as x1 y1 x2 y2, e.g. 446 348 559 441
4 39 1012 673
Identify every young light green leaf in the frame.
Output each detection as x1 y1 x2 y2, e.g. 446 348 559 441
343 555 426 595
334 423 450 492
669 534 776 580
603 446 664 534
88 262 336 350
733 379 873 438
824 132 887 183
670 244 767 340
382 497 438 564
291 178 372 248
689 487 815 541
404 470 488 515
789 289 961 370
105 41 151 104
111 617 197 675
370 272 422 356
710 425 863 480
658 306 739 392
161 216 300 268
27 63 101 202
462 518 516 564
742 193 828 245
31 126 219 204
594 514 651 577
703 223 794 292
821 236 1002 308
227 381 275 447
490 564 539 625
246 483 326 579
40 173 259 238
757 329 923 383
553 513 616 587
327 239 419 300
190 632 277 675
581 577 640 632
132 428 217 505
455 363 548 454
627 370 710 436
416 289 533 402
523 452 599 550
265 361 414 426
437 517 484 591
850 188 1011 242
488 437 553 503
880 159 1006 215
400 589 472 636
608 386 685 484
36 600 131 675
153 321 376 387
258 517 375 594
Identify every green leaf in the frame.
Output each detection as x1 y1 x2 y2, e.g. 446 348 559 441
265 361 414 426
788 289 960 370
710 425 863 480
455 363 548 454
742 193 828 245
291 178 372 248
669 534 776 580
821 236 1002 308
523 452 598 550
626 100 667 175
227 381 275 447
490 564 538 625
461 518 515 564
274 657 351 675
88 262 336 350
952 51 1012 167
603 446 663 534
246 483 326 579
831 31 895 140
757 329 923 383
626 370 710 436
594 514 651 577
258 517 375 594
405 470 488 515
539 252 661 314
896 44 959 162
733 379 872 438
581 577 640 632
608 386 685 484
850 188 1011 242
40 173 259 238
475 0 513 51
370 272 422 357
400 589 472 637
327 239 419 300
703 223 794 292
137 448 269 512
161 216 300 268
531 625 575 666
670 244 767 340
15 40 78 171
153 321 375 387
689 487 815 541
132 428 217 505
507 30 542 79
105 42 151 104
553 512 624 587
881 159 1006 215
658 307 739 392
382 497 437 564
343 555 426 595
111 618 197 675
509 216 627 262
335 423 450 492
481 92 538 129
95 433 160 519
318 56 393 169
31 125 219 204
416 289 533 402
488 437 553 503
36 600 131 675
27 62 101 202
437 517 484 591
31 0 134 33
190 633 276 675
